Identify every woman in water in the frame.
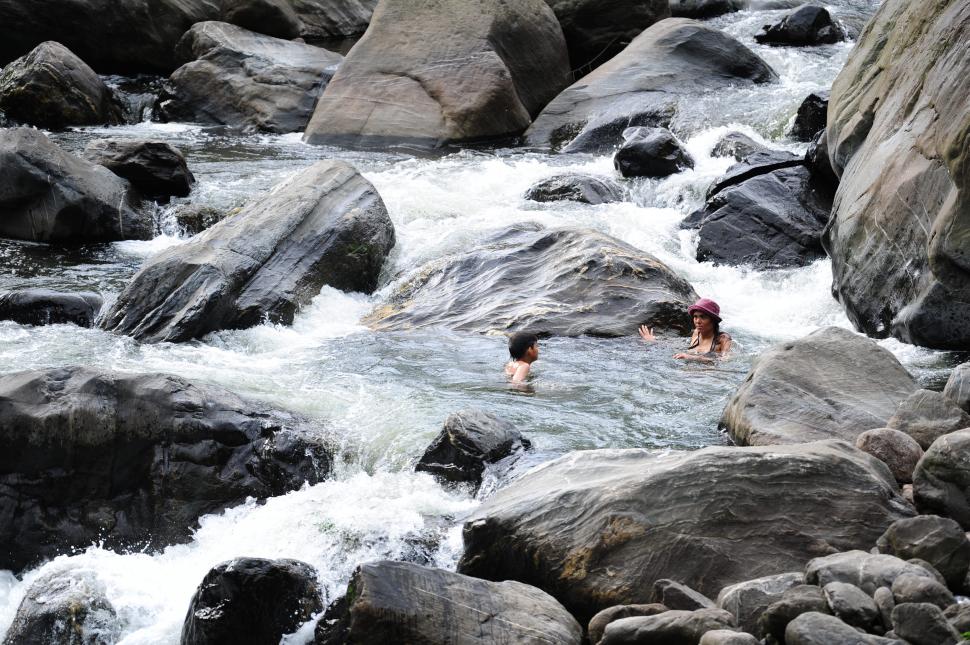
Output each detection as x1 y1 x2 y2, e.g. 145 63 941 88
638 298 732 361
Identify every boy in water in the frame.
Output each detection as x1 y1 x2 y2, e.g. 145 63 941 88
505 332 539 383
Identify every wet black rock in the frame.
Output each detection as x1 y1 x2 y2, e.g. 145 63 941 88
702 149 803 198
102 160 394 343
588 604 669 645
721 327 917 446
365 224 699 338
613 127 694 178
653 579 715 611
716 572 803 637
944 363 970 414
599 608 737 645
2 568 121 645
891 602 961 645
913 430 970 529
759 584 830 642
524 174 624 204
181 558 322 645
415 409 531 490
0 366 332 572
524 19 776 153
711 132 768 162
223 0 301 39
303 0 570 150
459 440 912 623
805 551 938 595
0 41 122 129
83 139 194 200
159 22 343 134
670 0 746 18
173 205 228 236
755 5 846 46
0 289 102 327
315 560 582 645
887 389 970 450
788 91 829 142
0 127 149 244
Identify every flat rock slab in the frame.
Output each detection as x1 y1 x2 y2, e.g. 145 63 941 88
290 0 378 40
721 327 917 446
101 160 394 343
458 440 913 623
364 224 699 337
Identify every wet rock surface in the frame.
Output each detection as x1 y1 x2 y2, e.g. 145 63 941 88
0 289 102 327
83 138 194 199
0 366 332 572
524 174 624 205
101 160 394 343
721 327 917 446
222 0 301 39
364 224 699 338
613 127 694 178
788 90 829 142
755 5 846 46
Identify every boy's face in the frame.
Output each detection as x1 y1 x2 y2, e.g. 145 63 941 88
528 342 539 360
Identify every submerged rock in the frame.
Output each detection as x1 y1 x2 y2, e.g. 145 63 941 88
181 558 322 645
303 0 570 150
158 22 342 134
755 5 846 46
613 127 694 178
83 139 194 199
0 41 122 129
824 0 970 350
0 127 149 244
913 429 970 529
886 389 970 450
524 18 776 153
458 440 913 623
0 289 102 327
524 174 624 205
315 560 582 644
721 327 917 446
364 224 699 337
101 160 394 343
0 366 332 572
711 132 769 162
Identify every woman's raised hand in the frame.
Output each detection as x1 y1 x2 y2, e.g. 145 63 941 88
638 325 656 341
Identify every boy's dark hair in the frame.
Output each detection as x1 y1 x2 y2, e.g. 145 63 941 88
508 332 538 360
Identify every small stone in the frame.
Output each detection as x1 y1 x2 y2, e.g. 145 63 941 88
613 126 694 178
823 581 880 632
891 602 961 645
855 428 924 483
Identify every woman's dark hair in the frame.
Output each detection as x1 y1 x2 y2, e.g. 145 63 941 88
508 332 539 360
687 318 721 351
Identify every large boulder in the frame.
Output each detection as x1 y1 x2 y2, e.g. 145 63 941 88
364 224 699 337
101 160 394 343
524 19 776 153
0 366 332 572
823 0 970 350
458 440 913 623
290 0 378 40
0 128 149 244
599 609 737 645
181 558 322 645
0 289 102 327
943 363 970 414
0 0 222 74
524 174 624 205
913 429 970 529
303 0 570 150
315 560 582 644
721 327 918 446
755 5 846 46
886 389 970 450
0 41 122 129
158 22 342 134
1 568 121 645
83 139 194 200
543 0 670 72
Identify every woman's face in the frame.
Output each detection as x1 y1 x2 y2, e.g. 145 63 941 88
692 312 715 334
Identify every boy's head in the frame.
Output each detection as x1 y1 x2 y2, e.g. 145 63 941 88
508 332 539 362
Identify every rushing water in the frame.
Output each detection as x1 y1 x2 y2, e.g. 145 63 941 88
1 2 965 642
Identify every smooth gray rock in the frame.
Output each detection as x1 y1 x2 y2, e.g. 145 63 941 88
101 160 394 343
1 568 120 645
891 602 961 645
805 551 937 595
524 174 624 205
415 409 530 490
0 366 332 573
0 127 149 243
0 289 102 327
364 224 699 338
855 428 924 484
181 558 322 645
887 390 970 450
173 205 227 236
700 150 803 199
716 572 802 637
789 90 829 142
699 630 759 645
314 560 582 645
290 0 377 40
891 574 955 609
670 0 745 18
0 41 122 129
824 0 970 350
711 132 768 162
823 582 880 632
755 5 846 46
588 604 669 645
83 139 194 199
524 18 776 153
158 22 342 134
613 127 694 178
654 580 715 611
944 364 970 414
874 586 895 633
876 515 970 590
907 558 949 587
459 441 913 623
786 612 904 645
721 327 918 446
303 0 570 150
600 609 736 645
913 429 970 529
943 603 970 633
222 0 301 39
759 585 830 642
